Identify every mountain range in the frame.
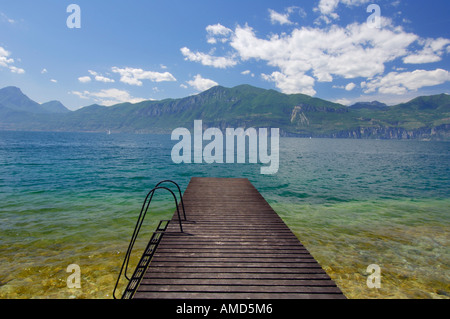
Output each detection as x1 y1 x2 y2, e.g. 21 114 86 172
0 85 449 140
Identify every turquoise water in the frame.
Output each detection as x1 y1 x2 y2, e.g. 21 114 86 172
0 131 448 298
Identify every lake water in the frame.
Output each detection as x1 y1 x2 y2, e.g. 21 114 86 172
0 131 448 299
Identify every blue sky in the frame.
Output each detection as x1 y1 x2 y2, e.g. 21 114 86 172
0 0 449 110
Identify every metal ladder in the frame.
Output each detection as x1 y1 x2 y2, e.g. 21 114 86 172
113 180 186 299
120 220 169 299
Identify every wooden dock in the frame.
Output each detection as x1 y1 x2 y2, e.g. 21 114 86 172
131 177 345 299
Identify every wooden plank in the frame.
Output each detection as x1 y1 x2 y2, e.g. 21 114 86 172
145 266 329 274
143 272 332 280
131 177 345 299
136 284 343 294
154 252 314 258
140 278 337 286
133 292 346 299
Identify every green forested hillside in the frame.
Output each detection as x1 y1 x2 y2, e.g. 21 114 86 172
0 85 449 140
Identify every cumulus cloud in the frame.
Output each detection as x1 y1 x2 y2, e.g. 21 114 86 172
335 98 352 105
95 75 115 83
345 82 356 91
9 66 25 74
206 23 233 44
262 71 316 96
241 70 255 77
78 76 91 83
206 23 233 36
269 9 294 25
181 6 449 97
186 74 218 92
315 0 370 20
229 20 418 95
0 47 14 67
0 46 25 74
316 0 340 17
88 70 115 83
111 66 176 86
180 47 237 69
403 38 450 64
70 88 148 106
361 69 450 95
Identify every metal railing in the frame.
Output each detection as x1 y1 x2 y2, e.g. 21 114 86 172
153 180 186 221
112 180 186 299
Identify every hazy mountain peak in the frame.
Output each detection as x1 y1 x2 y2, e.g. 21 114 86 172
41 100 71 113
349 101 388 110
0 86 46 114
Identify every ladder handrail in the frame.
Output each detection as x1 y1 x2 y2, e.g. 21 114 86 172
123 180 185 272
113 183 184 299
154 180 186 220
124 186 183 279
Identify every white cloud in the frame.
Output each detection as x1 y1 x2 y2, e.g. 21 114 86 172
0 47 14 67
316 0 340 16
0 12 15 24
95 75 115 83
362 69 450 95
269 9 294 25
70 88 147 106
403 53 441 64
186 74 218 92
41 68 48 74
111 66 176 86
229 20 418 95
0 46 24 74
70 91 89 99
180 47 237 69
315 0 370 19
78 76 91 83
180 84 188 89
206 23 233 44
403 38 450 64
335 98 352 105
87 70 115 83
9 66 25 74
184 7 448 97
50 79 57 83
345 82 356 91
241 70 255 77
206 23 233 36
261 71 316 96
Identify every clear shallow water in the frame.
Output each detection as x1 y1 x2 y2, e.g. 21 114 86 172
0 131 448 299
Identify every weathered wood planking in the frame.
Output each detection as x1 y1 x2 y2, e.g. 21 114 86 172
132 177 345 299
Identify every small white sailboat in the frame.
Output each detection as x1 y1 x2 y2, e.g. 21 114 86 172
107 129 111 135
